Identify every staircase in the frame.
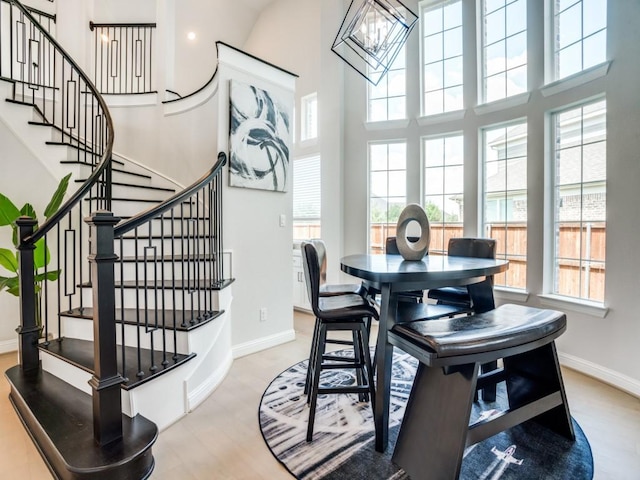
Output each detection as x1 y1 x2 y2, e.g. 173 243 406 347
1 1 232 478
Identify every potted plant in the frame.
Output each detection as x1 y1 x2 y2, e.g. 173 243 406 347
0 173 71 335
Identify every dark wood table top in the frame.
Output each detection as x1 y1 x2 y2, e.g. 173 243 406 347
341 253 508 287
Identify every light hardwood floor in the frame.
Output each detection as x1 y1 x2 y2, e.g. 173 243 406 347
1 311 639 479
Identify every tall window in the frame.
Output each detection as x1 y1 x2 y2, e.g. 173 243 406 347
368 46 406 122
421 0 463 116
293 156 321 240
551 99 606 302
369 142 407 253
301 92 318 141
552 0 607 81
481 0 527 103
423 135 464 254
482 122 528 289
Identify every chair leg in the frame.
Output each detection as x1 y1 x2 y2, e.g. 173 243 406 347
353 328 366 402
307 323 327 441
360 323 376 412
305 318 321 397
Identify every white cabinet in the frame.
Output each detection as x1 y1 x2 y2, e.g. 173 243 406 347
293 249 311 311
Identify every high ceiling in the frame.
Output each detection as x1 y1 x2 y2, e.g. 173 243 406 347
236 0 277 14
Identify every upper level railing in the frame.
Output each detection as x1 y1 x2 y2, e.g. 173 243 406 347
90 21 156 95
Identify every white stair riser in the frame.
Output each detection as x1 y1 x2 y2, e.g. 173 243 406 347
116 260 215 281
60 316 190 354
111 184 173 202
118 218 210 237
81 286 223 311
115 237 211 257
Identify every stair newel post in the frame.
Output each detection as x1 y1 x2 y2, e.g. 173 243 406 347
16 217 40 373
86 210 124 446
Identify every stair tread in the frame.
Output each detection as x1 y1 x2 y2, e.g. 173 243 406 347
118 253 216 262
62 307 223 331
80 278 234 291
39 337 196 390
61 161 153 180
75 179 176 192
5 365 156 476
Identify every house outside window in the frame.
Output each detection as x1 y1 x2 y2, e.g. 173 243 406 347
293 155 321 240
551 0 607 81
423 134 464 254
481 0 527 103
482 121 528 289
300 92 318 141
368 46 406 122
420 0 463 116
550 98 606 302
369 142 407 253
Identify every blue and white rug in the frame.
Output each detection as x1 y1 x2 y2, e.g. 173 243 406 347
259 350 593 480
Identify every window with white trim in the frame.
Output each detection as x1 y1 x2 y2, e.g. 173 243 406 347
481 0 527 103
482 121 527 289
550 98 606 302
368 45 406 122
300 92 318 141
420 0 463 116
551 0 607 81
369 142 407 254
293 155 321 240
423 134 464 254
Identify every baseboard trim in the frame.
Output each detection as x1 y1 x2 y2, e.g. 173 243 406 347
0 339 17 355
232 329 296 359
559 352 640 399
186 350 233 413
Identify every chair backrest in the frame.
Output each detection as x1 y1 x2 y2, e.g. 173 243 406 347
448 238 497 310
447 237 496 259
300 241 321 315
386 236 423 256
308 239 328 286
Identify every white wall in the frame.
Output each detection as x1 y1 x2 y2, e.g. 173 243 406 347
0 117 59 353
244 0 348 284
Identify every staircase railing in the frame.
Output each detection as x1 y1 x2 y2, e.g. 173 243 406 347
2 0 115 444
90 21 156 95
104 152 228 386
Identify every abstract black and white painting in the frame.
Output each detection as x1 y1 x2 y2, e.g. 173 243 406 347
229 80 292 192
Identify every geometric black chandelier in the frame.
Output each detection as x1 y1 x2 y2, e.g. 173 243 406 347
331 0 418 86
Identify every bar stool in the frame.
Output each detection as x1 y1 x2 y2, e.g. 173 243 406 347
301 241 378 442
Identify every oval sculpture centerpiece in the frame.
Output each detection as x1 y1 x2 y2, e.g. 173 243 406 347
395 204 430 261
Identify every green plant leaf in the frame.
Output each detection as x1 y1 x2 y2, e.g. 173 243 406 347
44 173 72 220
34 238 51 269
0 275 20 296
0 193 21 227
20 203 37 220
0 248 18 273
34 270 60 283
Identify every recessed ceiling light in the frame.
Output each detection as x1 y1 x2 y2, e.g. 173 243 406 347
187 32 196 41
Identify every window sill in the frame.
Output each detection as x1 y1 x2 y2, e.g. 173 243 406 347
474 92 530 115
364 119 411 131
541 61 611 98
416 109 465 126
494 287 529 303
537 294 609 318
299 138 318 148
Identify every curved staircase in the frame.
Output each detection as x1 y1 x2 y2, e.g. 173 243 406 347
1 1 233 478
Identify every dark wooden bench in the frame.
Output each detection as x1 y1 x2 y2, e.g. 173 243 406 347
388 303 575 480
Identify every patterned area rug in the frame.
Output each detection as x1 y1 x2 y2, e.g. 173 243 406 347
259 350 593 480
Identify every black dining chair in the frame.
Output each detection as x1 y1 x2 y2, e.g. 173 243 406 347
309 239 367 298
365 237 462 320
427 237 497 312
300 241 377 442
